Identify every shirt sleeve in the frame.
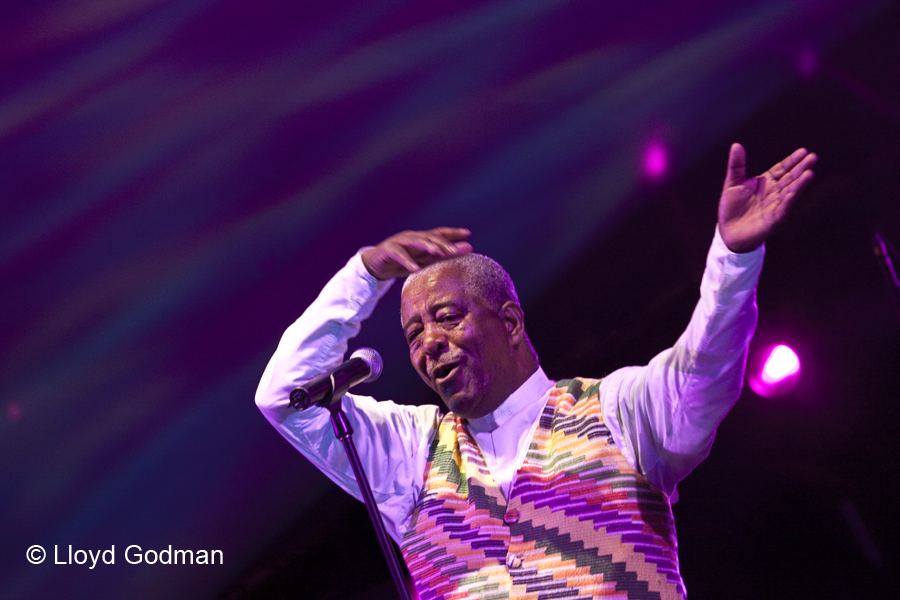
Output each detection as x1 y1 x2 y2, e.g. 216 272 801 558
599 227 764 497
255 251 441 542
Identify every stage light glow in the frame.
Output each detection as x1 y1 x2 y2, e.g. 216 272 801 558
643 141 668 179
797 46 819 79
761 345 800 383
749 344 801 398
5 402 23 422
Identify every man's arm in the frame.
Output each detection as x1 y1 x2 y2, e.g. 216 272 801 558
600 144 817 496
255 227 472 540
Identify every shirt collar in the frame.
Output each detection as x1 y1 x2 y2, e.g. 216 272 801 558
467 367 554 433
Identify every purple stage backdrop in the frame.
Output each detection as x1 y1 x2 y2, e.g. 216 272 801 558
1 1 899 599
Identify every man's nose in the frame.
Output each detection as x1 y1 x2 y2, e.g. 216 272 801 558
422 325 446 356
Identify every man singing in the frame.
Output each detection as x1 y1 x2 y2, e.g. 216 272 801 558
256 143 817 599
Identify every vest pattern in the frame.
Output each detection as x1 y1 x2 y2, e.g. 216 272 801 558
400 378 686 600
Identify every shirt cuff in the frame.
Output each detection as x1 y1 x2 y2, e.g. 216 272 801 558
713 225 765 264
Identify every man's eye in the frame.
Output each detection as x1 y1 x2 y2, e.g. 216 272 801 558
407 330 421 343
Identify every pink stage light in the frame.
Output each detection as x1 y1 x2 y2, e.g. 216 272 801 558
749 344 801 398
642 141 668 179
761 345 800 383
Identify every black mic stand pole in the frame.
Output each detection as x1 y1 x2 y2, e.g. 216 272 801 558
325 380 412 600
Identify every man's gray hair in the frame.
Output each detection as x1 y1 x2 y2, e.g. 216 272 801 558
402 253 520 311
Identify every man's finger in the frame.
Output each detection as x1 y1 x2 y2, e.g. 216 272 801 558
430 227 472 242
408 237 446 258
776 152 817 190
723 143 747 189
770 147 810 180
403 232 472 263
421 228 473 256
385 245 422 274
423 233 464 256
780 168 816 196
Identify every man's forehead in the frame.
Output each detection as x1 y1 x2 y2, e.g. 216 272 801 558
401 263 470 313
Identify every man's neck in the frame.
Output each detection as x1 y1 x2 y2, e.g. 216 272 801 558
467 366 552 432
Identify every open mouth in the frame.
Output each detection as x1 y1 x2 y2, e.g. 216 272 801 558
432 362 459 384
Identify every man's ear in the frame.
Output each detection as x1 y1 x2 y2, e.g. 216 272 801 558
499 301 526 344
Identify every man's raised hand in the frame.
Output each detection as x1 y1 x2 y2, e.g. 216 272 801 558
361 227 473 280
718 143 818 253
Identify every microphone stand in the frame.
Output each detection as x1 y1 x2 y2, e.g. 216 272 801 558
325 385 413 600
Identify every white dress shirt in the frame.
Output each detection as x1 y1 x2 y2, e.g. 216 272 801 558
467 368 555 501
256 227 764 542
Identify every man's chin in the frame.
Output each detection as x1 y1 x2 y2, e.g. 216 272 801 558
442 392 479 419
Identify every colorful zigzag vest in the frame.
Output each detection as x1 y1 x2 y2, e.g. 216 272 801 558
400 378 687 599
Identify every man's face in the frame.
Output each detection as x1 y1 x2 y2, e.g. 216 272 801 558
400 263 515 419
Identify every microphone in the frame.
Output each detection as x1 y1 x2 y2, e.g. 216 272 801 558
289 348 383 410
